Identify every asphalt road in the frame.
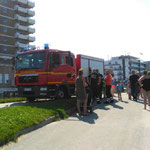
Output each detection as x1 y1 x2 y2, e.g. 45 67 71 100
1 93 150 150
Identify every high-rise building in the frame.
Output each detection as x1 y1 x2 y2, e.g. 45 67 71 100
105 55 146 81
0 0 35 96
145 61 150 71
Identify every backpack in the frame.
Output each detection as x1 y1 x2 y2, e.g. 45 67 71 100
142 78 150 91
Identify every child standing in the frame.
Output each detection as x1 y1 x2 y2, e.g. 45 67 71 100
116 81 123 101
127 81 131 100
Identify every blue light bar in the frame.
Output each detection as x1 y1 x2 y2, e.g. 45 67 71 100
44 43 49 49
24 47 28 51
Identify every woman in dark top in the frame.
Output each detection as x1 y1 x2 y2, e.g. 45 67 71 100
76 69 88 116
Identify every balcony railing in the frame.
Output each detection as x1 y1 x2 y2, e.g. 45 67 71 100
12 0 28 5
15 33 28 40
12 0 35 8
15 23 28 31
15 42 35 49
117 73 123 76
14 5 28 13
27 1 35 8
27 9 35 16
29 44 36 49
28 36 35 42
15 14 28 22
28 18 35 25
15 42 27 48
113 68 122 70
28 27 35 33
129 59 139 64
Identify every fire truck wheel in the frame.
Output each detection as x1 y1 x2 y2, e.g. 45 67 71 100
27 97 35 102
56 88 67 99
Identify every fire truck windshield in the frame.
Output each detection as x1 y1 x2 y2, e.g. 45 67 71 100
16 51 46 71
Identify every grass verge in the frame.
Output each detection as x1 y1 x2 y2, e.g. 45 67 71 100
0 97 27 103
0 98 76 146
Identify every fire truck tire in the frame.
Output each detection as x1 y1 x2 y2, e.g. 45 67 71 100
27 97 35 102
56 87 67 99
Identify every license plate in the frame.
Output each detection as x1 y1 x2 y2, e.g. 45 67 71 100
24 88 32 91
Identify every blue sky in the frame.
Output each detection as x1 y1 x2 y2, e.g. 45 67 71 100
33 0 150 61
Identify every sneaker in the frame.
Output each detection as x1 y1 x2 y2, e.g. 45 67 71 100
110 97 114 103
104 98 110 104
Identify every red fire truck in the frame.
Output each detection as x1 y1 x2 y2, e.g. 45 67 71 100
15 47 104 101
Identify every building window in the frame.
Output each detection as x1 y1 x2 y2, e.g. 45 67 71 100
3 17 7 23
3 37 7 41
0 74 2 84
3 0 7 3
3 8 7 13
4 74 9 84
3 46 7 51
3 27 7 32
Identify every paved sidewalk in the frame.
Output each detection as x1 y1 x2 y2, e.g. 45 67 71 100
1 93 150 150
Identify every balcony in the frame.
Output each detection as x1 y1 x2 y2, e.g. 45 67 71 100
27 9 35 16
15 23 28 31
12 0 35 8
129 59 139 64
12 0 28 5
117 72 123 76
15 33 28 40
29 44 36 49
28 27 35 33
130 64 139 68
113 67 122 70
15 42 27 48
14 5 28 13
28 18 35 25
15 42 35 49
27 1 35 8
28 36 35 42
15 14 28 22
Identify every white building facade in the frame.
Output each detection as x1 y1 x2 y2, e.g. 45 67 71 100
105 55 146 81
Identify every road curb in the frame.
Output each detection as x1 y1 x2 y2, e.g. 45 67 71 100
16 115 57 138
16 107 77 138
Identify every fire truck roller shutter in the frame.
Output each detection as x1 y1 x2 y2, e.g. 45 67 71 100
90 60 104 75
81 58 89 77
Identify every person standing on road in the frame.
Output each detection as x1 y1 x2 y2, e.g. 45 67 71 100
138 71 150 110
105 70 112 102
129 70 139 101
88 69 100 102
76 69 88 116
127 80 131 100
116 81 123 101
96 69 104 103
111 74 116 97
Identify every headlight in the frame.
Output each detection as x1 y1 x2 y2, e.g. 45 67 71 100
40 87 47 91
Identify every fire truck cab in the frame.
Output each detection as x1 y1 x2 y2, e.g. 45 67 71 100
15 48 76 101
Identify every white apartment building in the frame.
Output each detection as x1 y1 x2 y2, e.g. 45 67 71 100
0 0 35 97
105 55 146 81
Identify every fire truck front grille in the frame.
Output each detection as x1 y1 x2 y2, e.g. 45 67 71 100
19 75 38 83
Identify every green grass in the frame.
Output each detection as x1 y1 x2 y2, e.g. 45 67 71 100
0 97 27 103
0 98 76 146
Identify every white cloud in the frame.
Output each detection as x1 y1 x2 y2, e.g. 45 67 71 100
34 0 150 61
